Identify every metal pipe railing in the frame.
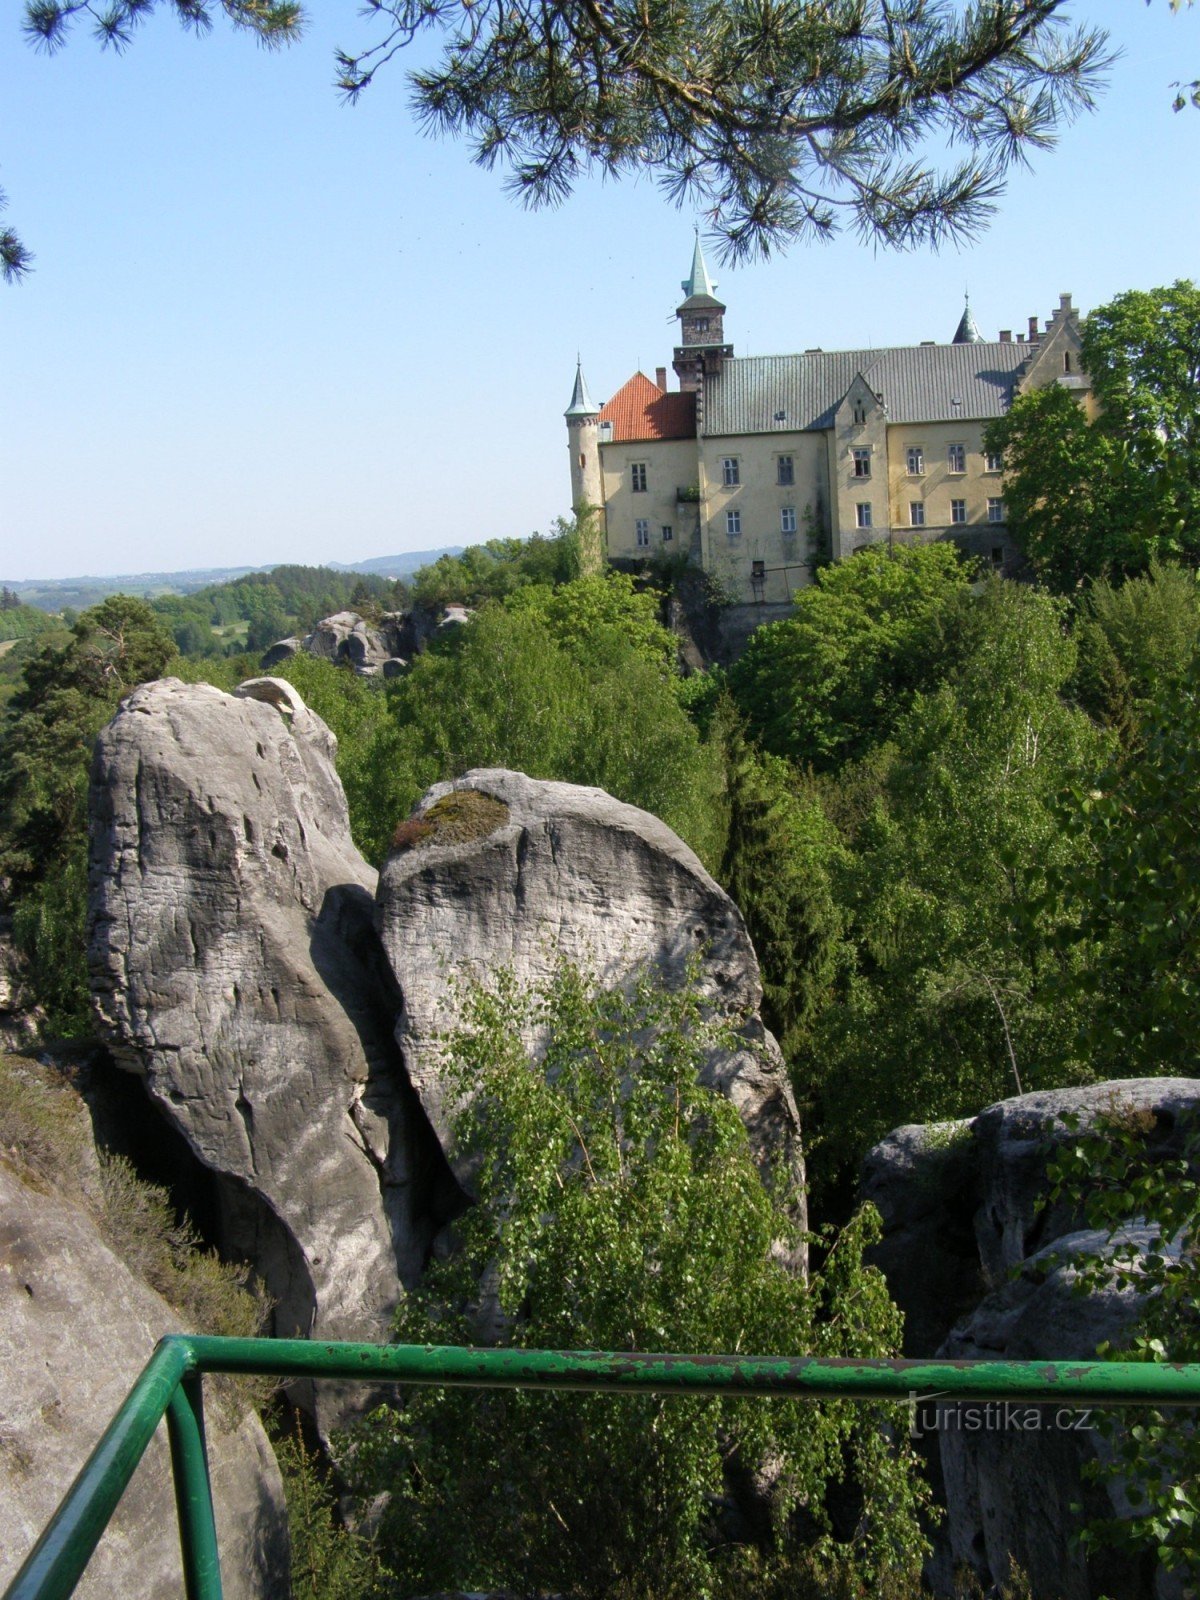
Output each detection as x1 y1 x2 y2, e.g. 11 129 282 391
7 1336 1200 1600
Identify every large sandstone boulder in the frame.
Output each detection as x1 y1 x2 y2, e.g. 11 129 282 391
376 769 804 1213
0 1162 288 1600
866 1078 1200 1599
87 677 463 1385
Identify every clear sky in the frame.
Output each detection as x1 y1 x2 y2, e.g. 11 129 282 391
2 0 1199 581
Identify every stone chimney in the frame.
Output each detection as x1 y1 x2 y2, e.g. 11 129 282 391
999 330 1012 343
656 366 667 390
1028 315 1040 343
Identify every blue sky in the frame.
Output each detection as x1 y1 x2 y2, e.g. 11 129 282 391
2 0 1199 581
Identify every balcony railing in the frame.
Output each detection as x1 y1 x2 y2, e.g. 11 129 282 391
6 1335 1200 1600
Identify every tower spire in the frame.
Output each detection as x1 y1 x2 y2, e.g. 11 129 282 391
953 292 984 345
564 357 599 417
681 230 718 301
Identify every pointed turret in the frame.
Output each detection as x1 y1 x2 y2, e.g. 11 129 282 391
564 358 599 418
953 295 984 345
673 234 732 406
565 358 602 526
681 232 718 301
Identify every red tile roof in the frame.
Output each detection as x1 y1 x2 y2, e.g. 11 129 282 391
600 372 696 442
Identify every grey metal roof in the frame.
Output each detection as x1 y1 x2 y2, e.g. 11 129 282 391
953 298 985 344
564 360 599 418
704 342 1029 435
681 233 719 301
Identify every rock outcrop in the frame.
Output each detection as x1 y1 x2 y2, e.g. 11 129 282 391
0 917 42 1050
87 676 464 1395
376 769 804 1212
0 1162 288 1600
866 1078 1200 1599
88 684 803 1392
260 605 472 679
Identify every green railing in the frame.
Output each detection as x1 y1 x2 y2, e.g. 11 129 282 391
7 1335 1200 1600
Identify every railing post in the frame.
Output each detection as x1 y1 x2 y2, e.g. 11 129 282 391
165 1371 224 1600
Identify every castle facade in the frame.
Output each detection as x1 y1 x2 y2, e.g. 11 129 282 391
566 239 1090 603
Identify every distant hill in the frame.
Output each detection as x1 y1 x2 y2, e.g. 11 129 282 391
328 548 465 578
2 548 466 613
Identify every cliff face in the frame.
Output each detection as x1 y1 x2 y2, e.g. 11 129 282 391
865 1078 1200 1600
0 1158 289 1600
86 679 802 1421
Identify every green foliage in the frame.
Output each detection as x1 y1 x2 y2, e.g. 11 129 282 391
1040 663 1200 1080
1071 561 1200 743
984 384 1127 590
0 598 176 1034
336 0 1108 261
384 573 727 870
730 544 974 770
409 521 582 608
1047 1105 1200 1578
988 281 1200 589
806 582 1108 1171
0 600 58 642
720 725 848 1062
345 963 929 1600
274 1430 386 1600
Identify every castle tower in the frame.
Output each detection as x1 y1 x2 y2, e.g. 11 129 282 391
672 234 733 426
564 358 602 514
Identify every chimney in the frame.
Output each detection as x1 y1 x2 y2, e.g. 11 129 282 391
1060 293 1073 314
999 330 1012 343
655 366 667 390
1028 315 1040 343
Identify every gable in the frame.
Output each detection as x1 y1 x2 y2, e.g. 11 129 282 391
600 372 697 443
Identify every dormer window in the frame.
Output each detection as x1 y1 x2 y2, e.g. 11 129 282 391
853 401 867 425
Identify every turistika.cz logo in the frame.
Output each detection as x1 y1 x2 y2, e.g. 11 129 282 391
907 1393 1097 1439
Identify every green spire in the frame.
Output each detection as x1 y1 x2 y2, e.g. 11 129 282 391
953 294 984 345
680 232 718 300
564 358 599 418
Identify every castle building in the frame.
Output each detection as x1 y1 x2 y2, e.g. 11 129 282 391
566 238 1090 605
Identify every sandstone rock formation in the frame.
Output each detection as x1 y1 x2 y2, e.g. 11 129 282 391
259 605 467 679
0 917 42 1050
376 769 804 1211
0 1162 288 1600
87 676 464 1393
88 681 804 1439
866 1078 1200 1599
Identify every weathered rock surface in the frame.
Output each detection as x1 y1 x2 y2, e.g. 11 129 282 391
87 677 463 1392
260 605 472 679
0 917 42 1051
0 1162 289 1600
376 769 804 1212
867 1078 1200 1599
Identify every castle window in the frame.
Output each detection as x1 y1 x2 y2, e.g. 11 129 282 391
951 498 967 525
906 447 924 476
853 400 867 425
910 502 926 528
781 506 797 534
694 317 710 333
777 455 794 486
722 457 740 487
855 503 872 530
985 450 1004 472
948 443 966 474
661 525 673 542
853 449 871 478
636 519 650 546
631 462 647 493
1064 352 1072 373
987 498 1005 523
726 510 742 536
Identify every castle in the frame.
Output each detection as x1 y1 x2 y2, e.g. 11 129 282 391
566 238 1090 604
